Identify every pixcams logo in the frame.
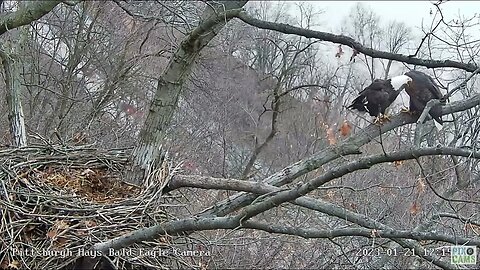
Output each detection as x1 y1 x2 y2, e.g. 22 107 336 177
450 246 477 265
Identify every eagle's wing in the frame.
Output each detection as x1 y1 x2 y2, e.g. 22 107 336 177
365 88 390 116
405 70 443 99
426 76 443 99
349 80 390 117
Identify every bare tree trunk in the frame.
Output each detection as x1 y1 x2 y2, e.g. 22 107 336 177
129 1 248 185
0 48 27 147
0 0 62 147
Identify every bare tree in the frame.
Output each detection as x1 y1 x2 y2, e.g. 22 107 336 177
0 1 62 147
0 46 27 147
128 1 248 185
2 1 480 269
93 3 480 269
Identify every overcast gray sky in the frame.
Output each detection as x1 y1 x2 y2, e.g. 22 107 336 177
282 1 480 98
307 1 479 34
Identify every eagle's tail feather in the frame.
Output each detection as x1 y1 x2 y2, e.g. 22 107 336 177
434 119 443 131
348 96 367 112
431 105 443 131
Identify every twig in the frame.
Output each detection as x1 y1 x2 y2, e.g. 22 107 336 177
417 99 440 125
444 67 480 99
0 143 186 270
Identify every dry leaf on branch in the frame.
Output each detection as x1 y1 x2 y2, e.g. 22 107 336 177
7 261 21 270
409 202 421 215
335 45 344 58
84 220 97 228
46 229 57 240
417 178 426 193
326 127 337 145
393 160 404 167
465 224 480 236
350 48 360 62
339 120 352 137
47 220 69 240
80 169 95 177
348 203 357 210
53 237 68 248
0 259 8 270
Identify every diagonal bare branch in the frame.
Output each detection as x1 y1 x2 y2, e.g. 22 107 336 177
444 67 480 99
236 147 480 223
201 93 480 217
234 11 479 72
0 1 63 36
95 145 480 270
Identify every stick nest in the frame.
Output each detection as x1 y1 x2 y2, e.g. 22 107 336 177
0 144 192 270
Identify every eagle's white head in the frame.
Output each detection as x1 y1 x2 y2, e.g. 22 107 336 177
390 75 413 90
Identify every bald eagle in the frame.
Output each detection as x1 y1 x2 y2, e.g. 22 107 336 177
403 70 445 130
348 75 412 124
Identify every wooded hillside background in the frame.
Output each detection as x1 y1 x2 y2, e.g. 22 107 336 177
0 1 479 269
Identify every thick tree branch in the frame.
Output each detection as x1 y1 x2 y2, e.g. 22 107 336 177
167 175 272 194
95 145 480 269
438 213 480 227
417 99 439 125
234 11 479 72
92 216 238 252
243 222 480 246
92 208 471 270
171 161 479 236
93 215 479 253
0 1 62 36
236 147 480 222
93 202 463 270
202 93 480 217
129 1 247 184
0 48 27 147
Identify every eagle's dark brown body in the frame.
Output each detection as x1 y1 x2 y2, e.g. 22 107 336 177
404 70 445 125
348 79 404 119
349 71 445 128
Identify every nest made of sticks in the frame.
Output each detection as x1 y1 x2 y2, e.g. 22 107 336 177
0 144 196 270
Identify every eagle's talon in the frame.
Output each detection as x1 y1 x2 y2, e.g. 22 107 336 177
400 107 412 114
348 71 445 132
373 116 383 125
